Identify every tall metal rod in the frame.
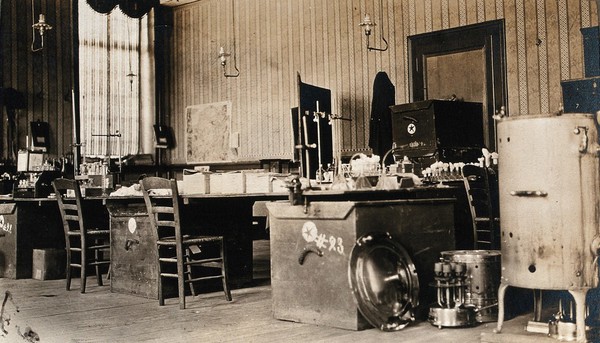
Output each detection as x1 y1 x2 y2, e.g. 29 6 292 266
315 101 322 179
302 114 311 179
71 0 81 175
72 89 80 175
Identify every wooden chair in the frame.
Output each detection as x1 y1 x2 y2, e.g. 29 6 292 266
52 178 110 293
140 176 232 309
462 165 501 250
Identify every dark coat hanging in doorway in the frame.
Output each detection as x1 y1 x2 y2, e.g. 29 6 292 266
368 71 395 160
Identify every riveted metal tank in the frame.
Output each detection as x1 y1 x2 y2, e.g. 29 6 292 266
497 113 600 290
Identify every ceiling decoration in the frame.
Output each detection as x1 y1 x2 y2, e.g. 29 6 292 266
86 0 159 18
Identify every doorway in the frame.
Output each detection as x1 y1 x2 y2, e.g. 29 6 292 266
409 20 507 151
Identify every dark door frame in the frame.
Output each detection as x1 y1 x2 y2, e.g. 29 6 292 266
408 19 507 151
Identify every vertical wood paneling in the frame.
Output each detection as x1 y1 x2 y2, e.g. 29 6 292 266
466 0 478 24
592 0 599 26
1 0 73 160
2 0 595 165
536 0 549 114
558 0 571 80
394 0 407 105
415 0 425 33
346 1 357 150
504 0 521 115
448 0 460 29
425 0 433 32
525 0 540 113
546 1 562 113
484 0 497 20
0 0 576 163
567 0 583 78
333 0 343 125
356 1 367 151
459 0 468 25
431 0 443 31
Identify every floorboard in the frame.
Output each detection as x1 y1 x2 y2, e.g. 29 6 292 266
0 240 557 343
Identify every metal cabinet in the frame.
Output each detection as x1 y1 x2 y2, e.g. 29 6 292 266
561 77 600 114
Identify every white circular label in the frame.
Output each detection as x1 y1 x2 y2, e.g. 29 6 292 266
128 218 137 233
407 123 416 135
301 221 318 242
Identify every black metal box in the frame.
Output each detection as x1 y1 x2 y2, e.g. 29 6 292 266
582 27 599 77
561 77 600 114
389 100 484 164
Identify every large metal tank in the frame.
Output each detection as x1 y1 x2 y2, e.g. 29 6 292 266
497 113 600 289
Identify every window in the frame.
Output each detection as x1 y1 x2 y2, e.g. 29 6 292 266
78 0 148 158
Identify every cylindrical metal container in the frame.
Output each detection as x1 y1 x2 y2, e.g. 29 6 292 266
497 113 600 290
441 250 501 322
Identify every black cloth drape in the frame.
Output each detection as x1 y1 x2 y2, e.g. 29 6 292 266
86 0 158 18
368 71 395 161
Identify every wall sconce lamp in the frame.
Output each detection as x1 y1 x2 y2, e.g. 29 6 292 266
31 0 53 52
218 0 240 78
219 46 240 78
359 0 388 52
359 14 375 36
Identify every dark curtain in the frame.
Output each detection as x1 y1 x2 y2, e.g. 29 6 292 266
86 0 158 18
368 71 395 161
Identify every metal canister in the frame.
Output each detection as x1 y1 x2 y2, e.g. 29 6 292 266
441 250 501 322
497 113 600 290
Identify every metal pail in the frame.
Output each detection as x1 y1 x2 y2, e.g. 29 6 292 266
441 250 501 322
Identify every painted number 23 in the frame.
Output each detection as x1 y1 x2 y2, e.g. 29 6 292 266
301 221 344 255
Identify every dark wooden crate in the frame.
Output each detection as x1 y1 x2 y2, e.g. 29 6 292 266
0 201 64 279
108 202 161 299
267 199 455 330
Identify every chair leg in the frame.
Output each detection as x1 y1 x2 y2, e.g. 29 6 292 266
81 246 87 294
95 240 103 286
157 246 165 306
177 246 186 310
220 240 232 301
185 247 197 297
65 248 72 291
158 274 165 306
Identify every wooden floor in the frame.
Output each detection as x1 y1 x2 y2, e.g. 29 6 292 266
0 240 559 343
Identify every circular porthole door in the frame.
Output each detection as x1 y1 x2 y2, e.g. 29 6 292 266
348 232 419 331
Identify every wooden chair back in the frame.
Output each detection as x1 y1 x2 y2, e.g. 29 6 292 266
53 178 86 238
462 165 500 249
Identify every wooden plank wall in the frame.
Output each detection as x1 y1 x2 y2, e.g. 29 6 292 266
163 0 598 164
0 0 74 161
1 1 597 165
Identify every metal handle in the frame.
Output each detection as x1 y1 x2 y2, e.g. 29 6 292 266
510 190 548 197
574 126 589 153
298 246 323 265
